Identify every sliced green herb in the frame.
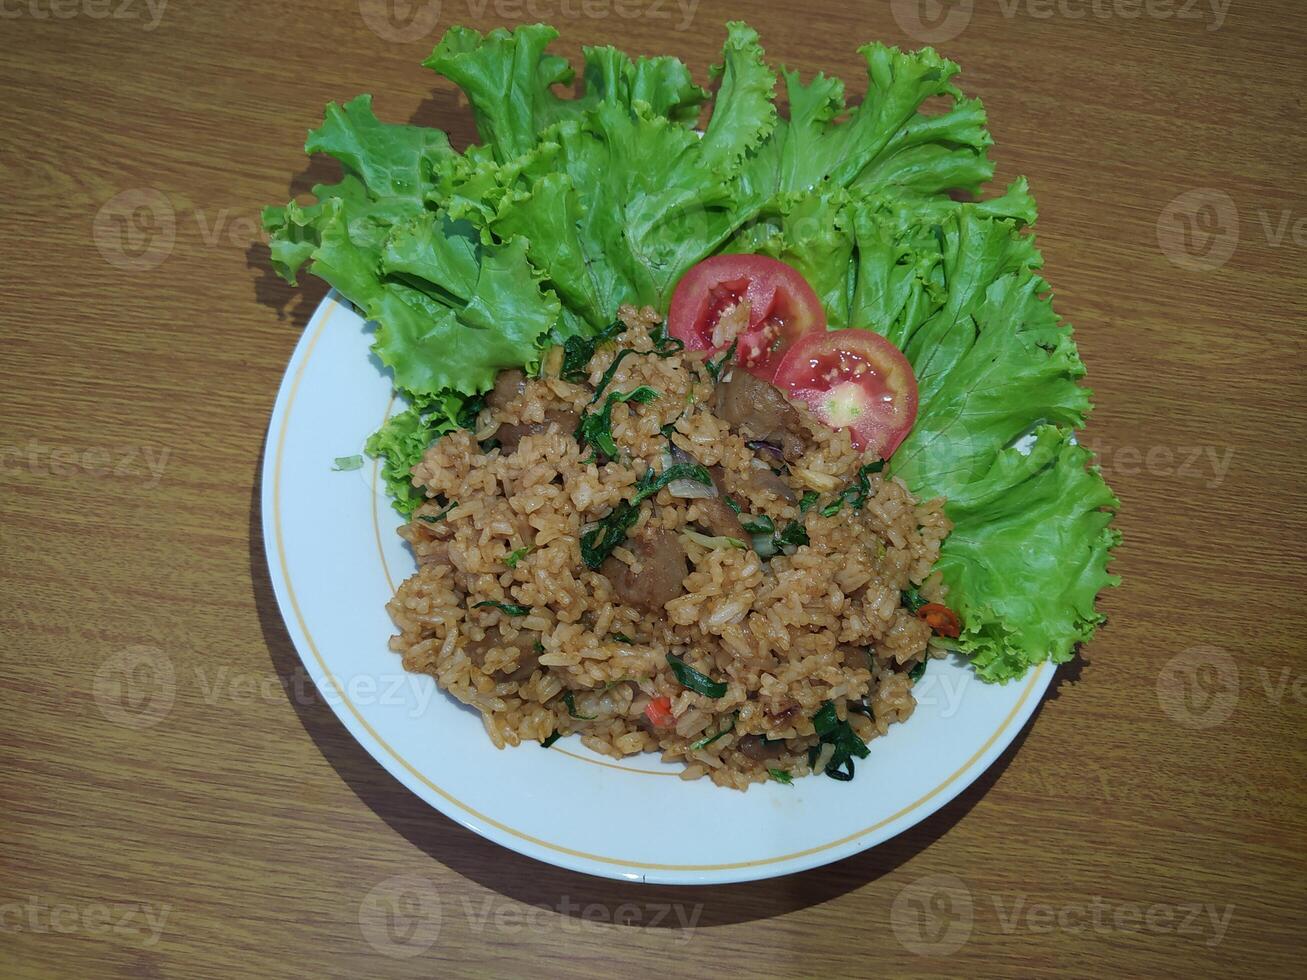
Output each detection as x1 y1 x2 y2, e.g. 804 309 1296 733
812 701 840 735
908 659 928 682
418 502 458 524
611 633 634 643
808 700 870 782
775 520 809 548
561 336 594 382
579 498 642 569
590 347 641 404
649 321 685 356
767 768 793 785
821 461 887 516
576 386 659 458
705 338 738 382
579 462 712 569
533 640 546 653
689 712 736 750
473 600 531 616
724 496 742 514
666 653 728 698
505 545 534 568
332 454 364 471
634 462 712 503
799 490 820 513
849 461 884 507
752 517 808 558
562 691 596 720
478 437 501 453
741 515 775 535
561 320 623 382
541 730 561 748
901 586 927 614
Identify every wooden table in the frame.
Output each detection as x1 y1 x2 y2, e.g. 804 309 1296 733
2 1 1303 976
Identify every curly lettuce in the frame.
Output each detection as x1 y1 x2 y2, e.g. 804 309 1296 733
263 94 562 509
437 22 777 326
261 22 1118 681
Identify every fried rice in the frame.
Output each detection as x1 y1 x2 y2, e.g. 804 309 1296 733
386 306 952 789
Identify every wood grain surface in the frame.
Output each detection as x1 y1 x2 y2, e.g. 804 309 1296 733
2 0 1304 976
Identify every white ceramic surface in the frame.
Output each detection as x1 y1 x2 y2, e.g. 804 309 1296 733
260 291 1055 885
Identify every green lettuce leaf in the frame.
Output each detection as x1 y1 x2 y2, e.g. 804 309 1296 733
874 191 1115 680
734 43 993 212
262 94 454 285
423 23 707 163
262 23 1118 677
373 216 560 393
699 22 778 172
263 97 562 398
931 428 1121 682
422 24 578 162
435 22 776 326
262 91 566 514
364 393 473 516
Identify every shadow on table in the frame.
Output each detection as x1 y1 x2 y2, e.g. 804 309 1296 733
249 443 1079 929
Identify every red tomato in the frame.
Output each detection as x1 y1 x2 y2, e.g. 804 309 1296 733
772 328 919 457
667 255 826 381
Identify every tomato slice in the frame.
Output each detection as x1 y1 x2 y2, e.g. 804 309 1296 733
667 254 826 381
772 329 919 457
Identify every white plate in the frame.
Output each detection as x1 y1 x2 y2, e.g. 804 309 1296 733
261 291 1055 885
